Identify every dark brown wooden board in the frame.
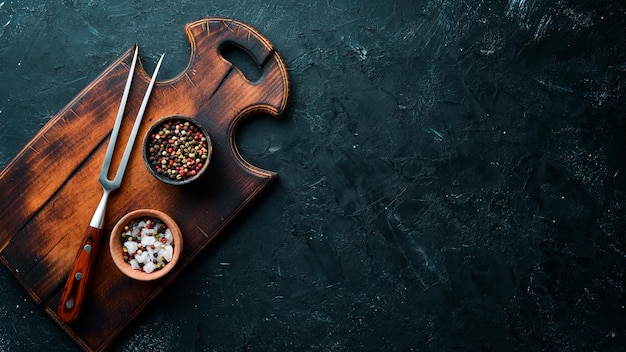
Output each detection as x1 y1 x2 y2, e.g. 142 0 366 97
0 17 289 352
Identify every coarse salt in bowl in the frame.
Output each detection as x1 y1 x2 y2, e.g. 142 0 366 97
109 209 182 281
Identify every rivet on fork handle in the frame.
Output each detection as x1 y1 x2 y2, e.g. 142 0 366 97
57 46 164 323
58 226 103 322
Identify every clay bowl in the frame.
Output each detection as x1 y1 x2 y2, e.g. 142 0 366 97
109 209 182 281
142 115 212 185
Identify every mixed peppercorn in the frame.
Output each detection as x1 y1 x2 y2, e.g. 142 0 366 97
120 217 174 274
146 119 209 182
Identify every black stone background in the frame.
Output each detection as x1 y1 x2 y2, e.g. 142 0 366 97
0 0 624 351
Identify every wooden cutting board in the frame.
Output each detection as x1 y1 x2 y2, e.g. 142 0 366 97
0 17 289 352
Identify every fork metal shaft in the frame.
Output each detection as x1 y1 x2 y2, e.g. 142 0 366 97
89 189 111 229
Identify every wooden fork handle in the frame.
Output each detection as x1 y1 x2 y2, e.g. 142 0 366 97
57 226 103 323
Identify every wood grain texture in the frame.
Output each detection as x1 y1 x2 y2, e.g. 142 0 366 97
0 17 289 352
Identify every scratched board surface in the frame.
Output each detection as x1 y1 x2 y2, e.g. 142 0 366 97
1 1 625 351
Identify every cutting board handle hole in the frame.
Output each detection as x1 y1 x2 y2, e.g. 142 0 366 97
221 43 263 82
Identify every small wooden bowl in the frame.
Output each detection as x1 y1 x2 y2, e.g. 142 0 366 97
143 115 212 185
109 209 182 281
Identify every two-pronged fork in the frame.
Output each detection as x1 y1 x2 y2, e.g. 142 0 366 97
57 47 164 323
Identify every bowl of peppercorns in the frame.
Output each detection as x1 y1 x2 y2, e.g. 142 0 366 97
143 115 212 185
109 209 183 281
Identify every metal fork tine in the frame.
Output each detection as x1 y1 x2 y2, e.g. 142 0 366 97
112 53 165 186
100 46 139 186
88 49 164 229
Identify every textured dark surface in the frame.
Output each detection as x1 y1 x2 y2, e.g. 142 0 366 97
0 0 624 351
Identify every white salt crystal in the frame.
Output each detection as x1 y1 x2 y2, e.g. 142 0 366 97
141 235 156 247
130 259 140 270
135 251 149 264
143 261 156 274
124 241 138 254
164 229 173 244
159 245 173 262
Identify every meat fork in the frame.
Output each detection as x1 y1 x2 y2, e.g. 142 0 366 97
57 47 164 323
